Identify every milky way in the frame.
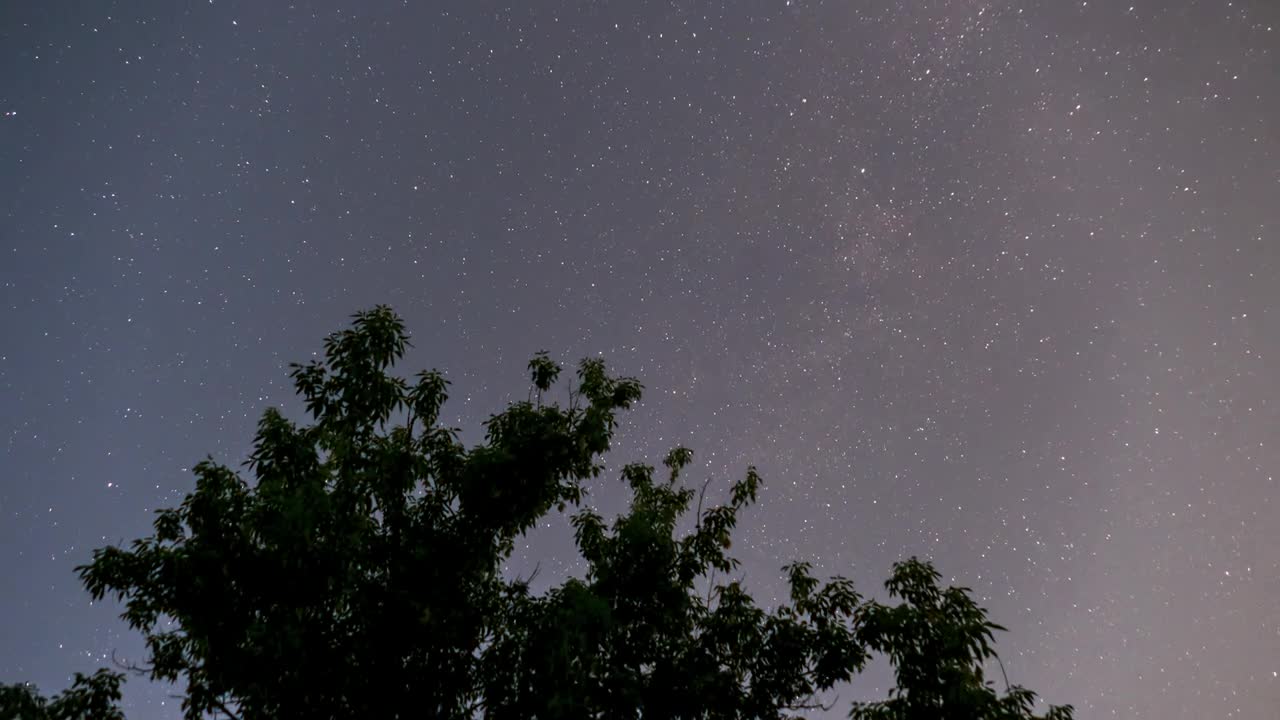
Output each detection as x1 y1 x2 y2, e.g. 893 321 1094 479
2 2 1277 717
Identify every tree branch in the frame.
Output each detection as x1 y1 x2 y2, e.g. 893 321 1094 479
213 697 244 720
694 474 713 531
111 649 152 678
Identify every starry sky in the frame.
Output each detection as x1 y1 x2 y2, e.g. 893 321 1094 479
2 1 1278 717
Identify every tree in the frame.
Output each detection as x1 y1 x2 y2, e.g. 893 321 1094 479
2 306 1073 720
0 669 124 720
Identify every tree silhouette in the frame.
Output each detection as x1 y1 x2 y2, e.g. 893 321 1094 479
0 669 124 720
2 306 1073 720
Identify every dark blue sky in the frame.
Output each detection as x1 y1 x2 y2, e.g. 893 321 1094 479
2 1 1277 717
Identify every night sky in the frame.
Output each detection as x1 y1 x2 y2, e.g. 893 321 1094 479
2 1 1278 718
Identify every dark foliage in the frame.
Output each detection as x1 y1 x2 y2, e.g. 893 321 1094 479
2 306 1073 720
0 669 124 720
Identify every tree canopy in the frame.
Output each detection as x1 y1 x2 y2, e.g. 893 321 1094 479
2 306 1073 720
